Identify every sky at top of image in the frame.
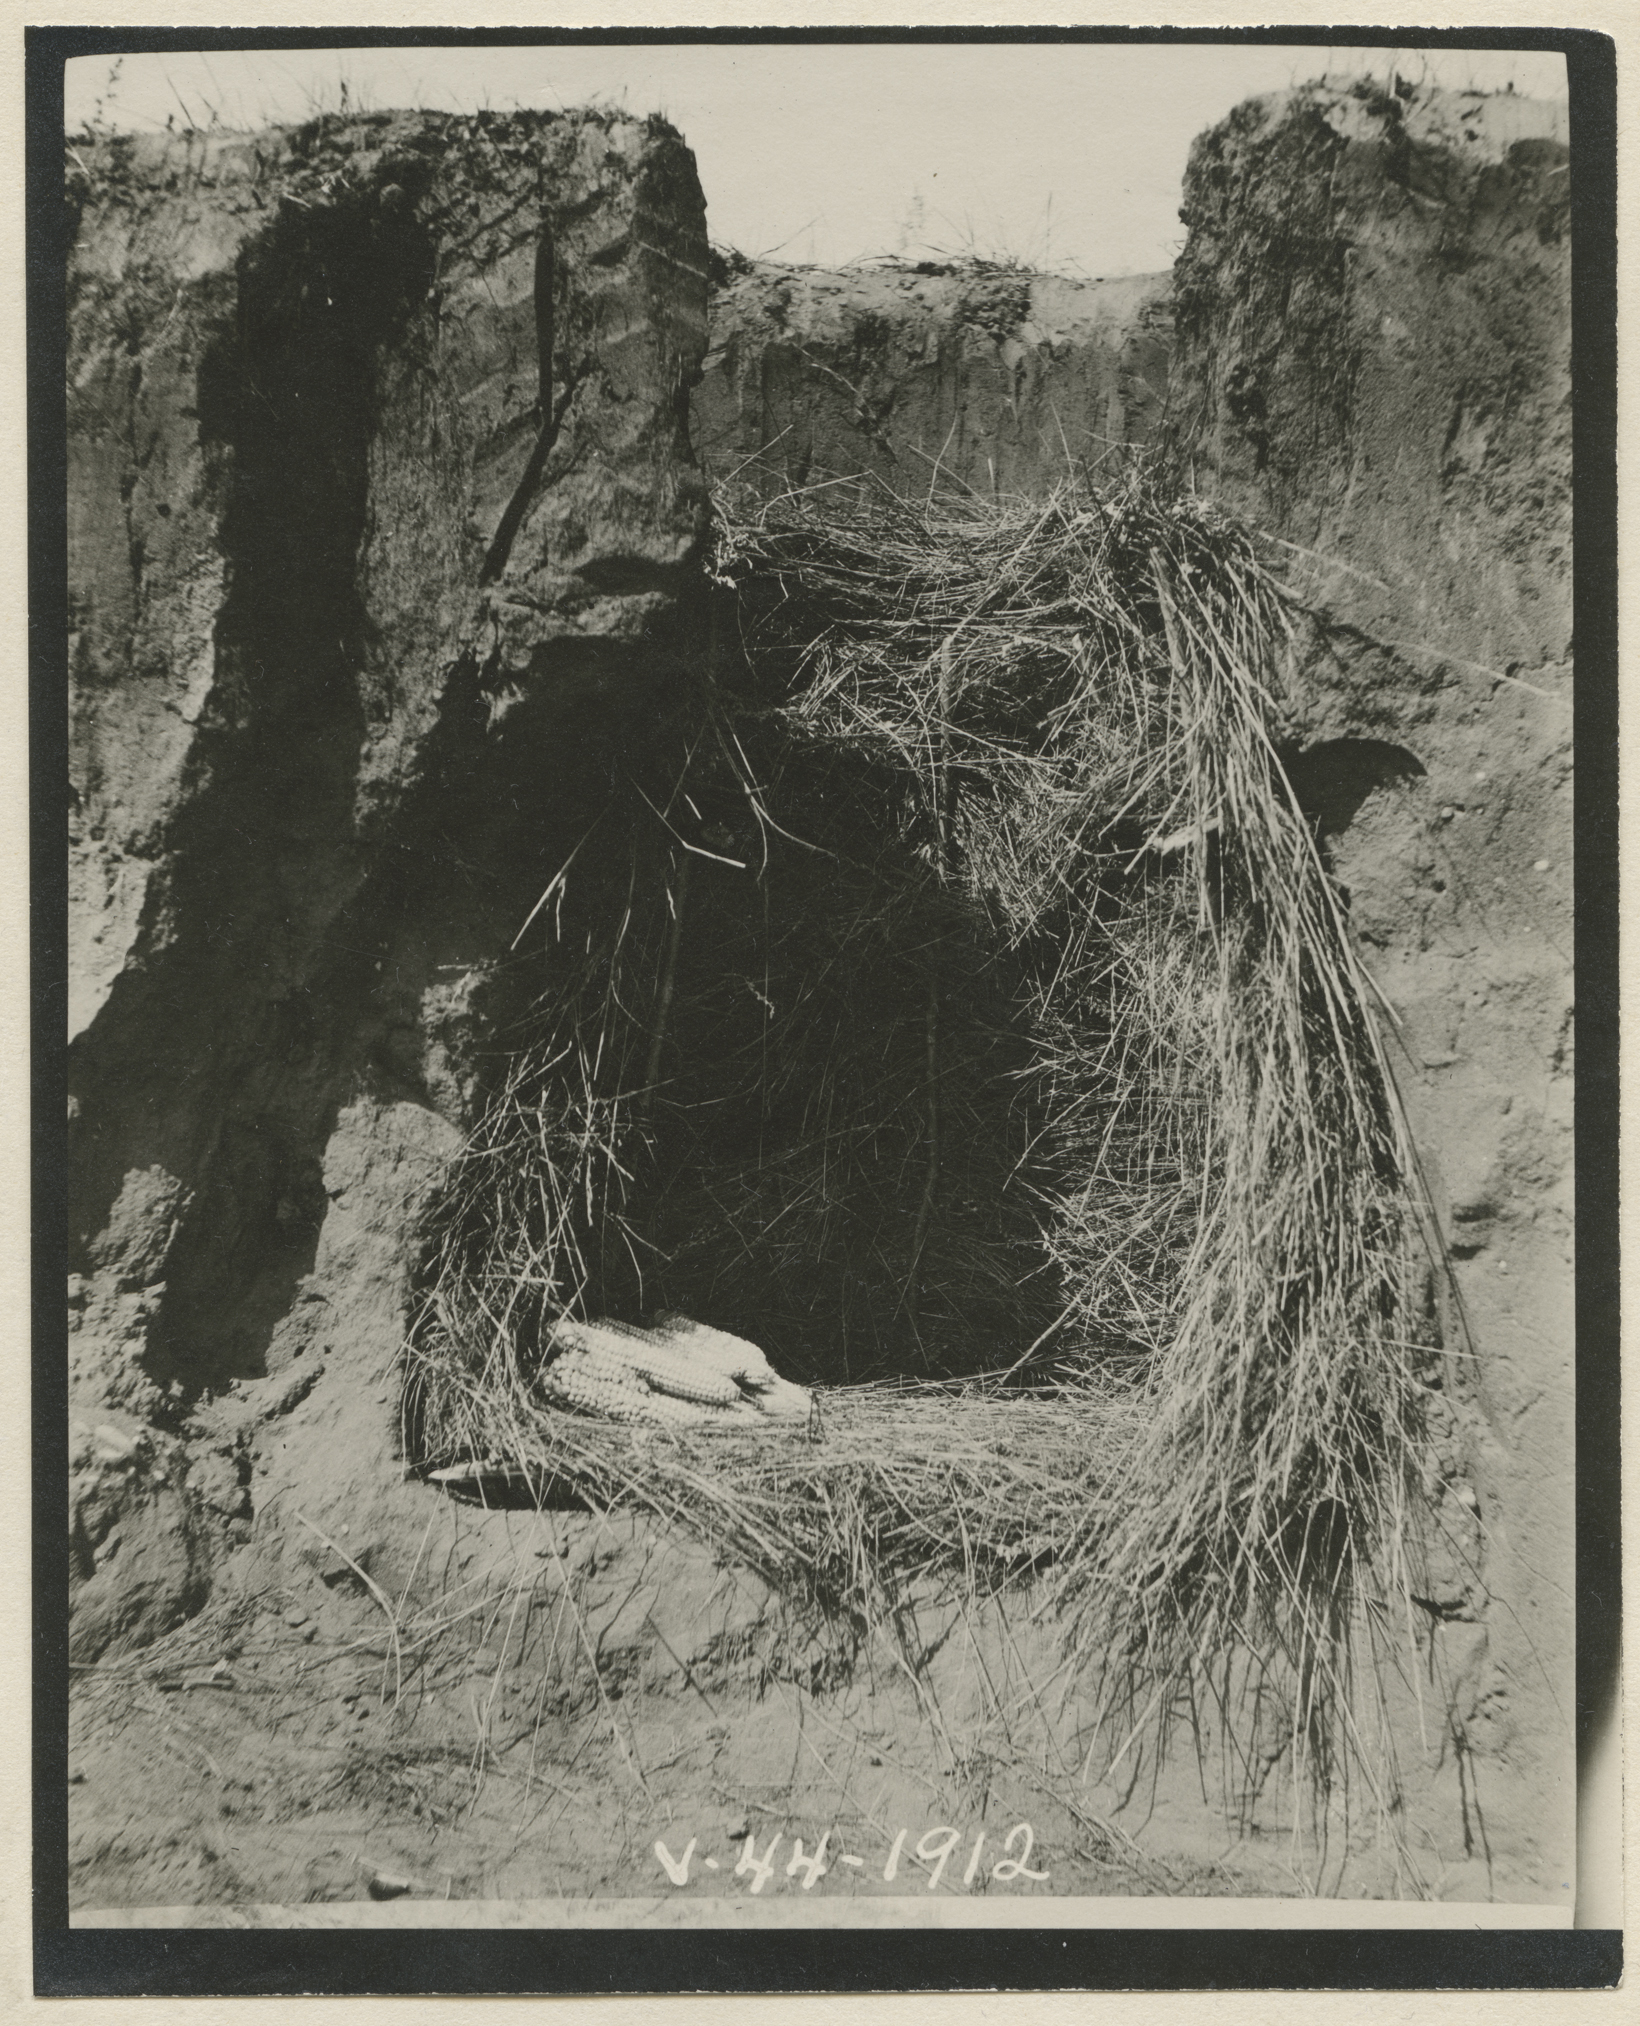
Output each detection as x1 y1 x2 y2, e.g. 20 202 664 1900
65 42 1569 279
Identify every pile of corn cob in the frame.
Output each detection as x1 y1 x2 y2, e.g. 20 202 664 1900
538 1314 814 1429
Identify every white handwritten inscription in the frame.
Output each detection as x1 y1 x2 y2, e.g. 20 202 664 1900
652 1821 1048 1893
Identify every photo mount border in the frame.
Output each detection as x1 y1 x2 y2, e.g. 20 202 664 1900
27 19 1621 1997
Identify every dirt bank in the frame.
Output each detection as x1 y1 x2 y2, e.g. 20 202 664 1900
1167 79 1574 1898
68 108 711 1661
693 257 1170 494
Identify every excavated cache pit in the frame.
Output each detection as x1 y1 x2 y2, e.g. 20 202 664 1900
65 80 1574 1906
624 754 1076 1387
402 636 1167 1409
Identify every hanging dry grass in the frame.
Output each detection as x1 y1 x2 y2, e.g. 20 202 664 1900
404 459 1444 1873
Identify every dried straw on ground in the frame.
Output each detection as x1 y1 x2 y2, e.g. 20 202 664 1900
405 461 1444 1856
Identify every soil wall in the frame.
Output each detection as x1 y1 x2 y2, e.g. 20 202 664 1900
1165 81 1574 1897
67 109 710 1660
693 258 1171 493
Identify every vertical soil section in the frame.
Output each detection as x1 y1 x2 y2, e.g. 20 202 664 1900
693 259 1171 493
1167 80 1574 1897
66 110 710 1658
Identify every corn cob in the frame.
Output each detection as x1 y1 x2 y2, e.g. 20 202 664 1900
625 1344 743 1408
541 1321 748 1425
547 1355 722 1427
555 1319 745 1406
541 1316 812 1427
546 1321 738 1407
649 1315 815 1420
650 1313 775 1387
540 1345 655 1423
635 1388 734 1429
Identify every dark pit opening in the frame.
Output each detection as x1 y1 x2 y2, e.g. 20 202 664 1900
407 618 1181 1401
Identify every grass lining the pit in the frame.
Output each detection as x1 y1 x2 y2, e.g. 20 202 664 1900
404 461 1448 1881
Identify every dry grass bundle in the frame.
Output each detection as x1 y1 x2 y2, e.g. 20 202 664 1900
406 460 1442 1874
405 1360 1145 1659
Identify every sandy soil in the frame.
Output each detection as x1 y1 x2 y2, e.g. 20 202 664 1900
71 1496 1372 1916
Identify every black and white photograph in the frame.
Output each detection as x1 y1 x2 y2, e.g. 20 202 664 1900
34 19 1619 1993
